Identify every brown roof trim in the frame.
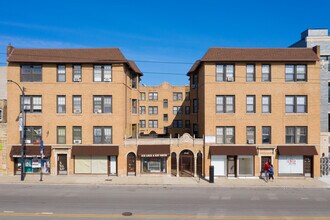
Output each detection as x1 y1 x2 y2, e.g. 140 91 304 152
128 60 143 75
277 146 318 156
137 145 170 157
209 146 257 156
72 146 119 156
187 60 201 75
10 145 51 158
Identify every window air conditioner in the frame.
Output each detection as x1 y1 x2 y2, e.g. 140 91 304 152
104 77 111 82
247 139 254 144
25 140 31 144
74 140 81 144
226 76 234 82
73 76 81 82
94 109 102 114
74 109 81 114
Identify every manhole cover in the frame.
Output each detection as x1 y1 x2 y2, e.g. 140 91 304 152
122 212 133 216
105 179 112 181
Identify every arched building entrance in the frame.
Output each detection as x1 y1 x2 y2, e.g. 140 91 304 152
127 152 136 176
171 152 177 176
179 150 194 177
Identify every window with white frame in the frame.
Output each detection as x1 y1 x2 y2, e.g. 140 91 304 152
148 92 158 101
246 95 255 113
262 64 271 82
262 96 271 113
21 96 42 113
93 126 112 144
93 65 112 82
93 96 112 113
148 120 158 128
72 95 82 114
57 96 66 113
140 92 146 101
57 65 66 82
285 96 307 113
173 106 182 115
262 126 271 144
73 126 82 144
57 126 66 144
20 65 42 82
286 126 307 144
139 120 146 128
173 92 183 101
216 95 234 113
216 126 235 144
285 64 307 82
73 65 82 82
139 106 146 114
246 64 255 82
148 106 158 115
246 126 255 144
216 64 234 82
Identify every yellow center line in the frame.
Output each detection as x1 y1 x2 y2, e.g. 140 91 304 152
0 212 329 219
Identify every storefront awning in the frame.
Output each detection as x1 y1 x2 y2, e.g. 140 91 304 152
209 146 257 156
72 146 119 156
277 146 318 156
10 145 52 158
137 145 170 157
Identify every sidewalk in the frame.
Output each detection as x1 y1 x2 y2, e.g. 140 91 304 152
0 175 329 188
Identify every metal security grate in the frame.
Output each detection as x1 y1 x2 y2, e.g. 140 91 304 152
320 157 330 176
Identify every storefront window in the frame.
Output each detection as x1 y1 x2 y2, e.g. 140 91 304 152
238 156 253 176
15 157 50 174
142 157 167 173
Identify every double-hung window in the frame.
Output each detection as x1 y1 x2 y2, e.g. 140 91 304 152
285 64 307 82
286 126 307 144
148 92 158 101
20 65 42 82
262 126 271 144
57 126 66 144
173 106 182 115
148 106 158 115
139 106 146 114
173 92 183 101
94 65 112 82
72 95 82 114
193 99 198 113
140 92 146 101
216 64 234 82
148 120 158 128
93 96 112 113
73 65 82 82
132 99 137 114
185 106 190 114
216 95 234 113
246 64 255 82
285 96 307 113
163 114 168 121
57 96 66 113
93 126 112 144
216 126 235 144
21 96 42 113
163 99 168 108
192 74 198 88
173 120 183 128
73 126 82 144
132 74 137 89
262 96 271 113
262 64 271 82
57 65 66 82
246 95 255 113
139 120 146 128
246 126 255 144
22 126 42 144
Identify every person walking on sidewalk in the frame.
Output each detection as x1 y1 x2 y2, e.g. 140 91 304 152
269 164 274 182
264 161 270 182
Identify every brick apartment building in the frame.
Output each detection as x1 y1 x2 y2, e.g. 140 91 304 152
5 44 321 178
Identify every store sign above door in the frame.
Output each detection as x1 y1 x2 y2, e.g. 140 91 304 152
140 154 168 157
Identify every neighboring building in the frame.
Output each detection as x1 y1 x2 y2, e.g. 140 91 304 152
6 46 142 176
0 66 7 175
291 28 330 157
138 82 190 137
187 47 321 178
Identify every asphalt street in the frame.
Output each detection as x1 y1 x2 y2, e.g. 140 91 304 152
0 184 329 220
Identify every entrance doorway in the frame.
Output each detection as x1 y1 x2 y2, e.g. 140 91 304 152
132 124 137 138
196 152 203 177
171 152 177 176
304 156 313 177
57 154 67 175
127 152 136 176
179 150 194 177
227 156 236 177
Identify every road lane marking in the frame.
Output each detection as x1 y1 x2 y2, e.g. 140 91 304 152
0 212 329 219
3 211 14 213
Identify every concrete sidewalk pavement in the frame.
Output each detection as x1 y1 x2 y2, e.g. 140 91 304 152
0 174 329 188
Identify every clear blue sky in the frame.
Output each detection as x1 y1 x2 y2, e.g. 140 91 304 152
1 0 329 86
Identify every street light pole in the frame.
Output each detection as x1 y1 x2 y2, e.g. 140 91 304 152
8 80 25 181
